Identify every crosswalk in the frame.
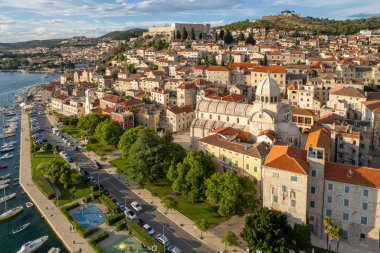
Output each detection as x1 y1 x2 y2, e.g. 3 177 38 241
77 160 94 168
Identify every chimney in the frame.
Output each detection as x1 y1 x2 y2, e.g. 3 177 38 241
347 169 353 178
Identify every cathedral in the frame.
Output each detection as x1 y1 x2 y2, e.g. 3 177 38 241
190 75 300 148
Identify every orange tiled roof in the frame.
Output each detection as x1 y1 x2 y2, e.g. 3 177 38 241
291 107 315 117
264 145 308 175
252 65 286 73
167 105 194 114
325 163 380 189
304 128 331 160
362 100 380 112
207 66 231 72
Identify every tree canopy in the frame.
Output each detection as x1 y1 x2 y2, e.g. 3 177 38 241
118 126 155 157
190 28 196 40
246 33 255 45
95 119 124 146
205 170 256 217
223 30 234 44
241 208 292 253
77 113 108 136
238 32 245 41
168 150 215 203
182 27 188 40
222 231 239 252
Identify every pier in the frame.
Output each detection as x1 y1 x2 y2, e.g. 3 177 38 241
19 107 93 253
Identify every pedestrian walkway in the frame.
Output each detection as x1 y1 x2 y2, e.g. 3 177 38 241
19 107 93 253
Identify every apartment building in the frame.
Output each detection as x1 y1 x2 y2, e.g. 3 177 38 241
361 100 380 152
291 107 318 133
150 87 169 109
250 66 286 89
206 66 231 85
329 86 367 120
166 105 195 133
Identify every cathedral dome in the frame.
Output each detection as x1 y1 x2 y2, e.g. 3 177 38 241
255 75 280 103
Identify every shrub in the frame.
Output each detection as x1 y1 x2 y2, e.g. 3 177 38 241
99 195 120 213
93 192 101 199
72 221 85 237
83 226 100 238
115 219 126 231
89 231 109 244
106 213 125 226
293 223 311 250
60 202 79 222
127 221 165 253
83 195 93 203
32 175 55 199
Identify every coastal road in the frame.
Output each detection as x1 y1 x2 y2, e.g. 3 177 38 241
36 111 215 253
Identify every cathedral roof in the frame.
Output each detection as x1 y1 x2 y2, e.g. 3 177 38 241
255 75 280 99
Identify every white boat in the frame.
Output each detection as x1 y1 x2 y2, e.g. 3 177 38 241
26 202 33 208
0 179 10 185
16 235 48 253
0 184 9 190
0 205 23 221
0 174 10 180
12 222 31 234
0 146 15 153
47 247 60 253
1 141 16 148
0 192 16 203
0 132 16 138
6 117 19 123
0 153 13 160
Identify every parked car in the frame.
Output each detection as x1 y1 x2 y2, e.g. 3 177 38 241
94 161 102 169
154 234 169 246
74 146 80 151
102 189 109 195
125 210 137 220
143 224 155 235
167 245 182 253
89 176 96 183
136 218 145 227
131 201 142 212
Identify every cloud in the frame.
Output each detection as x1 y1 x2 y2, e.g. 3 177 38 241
348 13 380 18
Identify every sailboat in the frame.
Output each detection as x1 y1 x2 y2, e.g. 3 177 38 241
0 192 16 203
0 153 13 160
12 222 31 234
0 184 9 190
0 173 10 180
0 179 10 185
0 188 23 221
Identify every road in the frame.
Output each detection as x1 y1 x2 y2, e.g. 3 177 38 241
36 111 215 253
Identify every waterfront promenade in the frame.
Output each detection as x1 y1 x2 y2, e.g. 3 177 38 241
19 107 93 253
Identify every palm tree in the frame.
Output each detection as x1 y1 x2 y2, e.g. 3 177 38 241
332 225 343 253
323 217 334 251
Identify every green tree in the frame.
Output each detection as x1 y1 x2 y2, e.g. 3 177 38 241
126 64 137 74
246 33 255 45
77 113 108 136
205 171 256 217
222 231 239 252
176 30 181 39
95 119 124 146
241 208 292 253
238 32 245 41
324 216 343 252
219 30 225 40
70 187 77 198
162 129 173 143
170 150 215 203
151 64 159 70
43 160 70 184
199 33 203 40
153 39 164 50
293 223 311 250
118 126 155 157
59 173 70 188
43 142 52 151
160 195 177 214
190 28 196 40
196 219 209 239
209 57 217 66
124 131 166 187
182 27 188 40
224 30 234 44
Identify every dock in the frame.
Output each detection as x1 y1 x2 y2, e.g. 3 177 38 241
19 107 93 253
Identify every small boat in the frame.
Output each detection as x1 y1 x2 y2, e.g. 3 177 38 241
4 111 16 116
12 223 31 234
0 146 15 153
13 177 19 181
1 141 16 148
47 247 60 253
0 193 16 203
0 174 10 180
0 179 10 185
0 132 16 138
0 184 9 190
26 202 33 208
0 165 8 169
13 182 19 186
16 235 48 253
0 153 13 160
0 205 23 221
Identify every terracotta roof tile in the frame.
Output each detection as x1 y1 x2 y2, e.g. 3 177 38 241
304 128 331 160
330 86 366 98
167 105 194 114
292 107 316 116
264 145 308 175
362 100 380 112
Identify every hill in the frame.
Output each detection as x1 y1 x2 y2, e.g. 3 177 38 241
98 28 147 40
0 39 65 50
219 15 380 35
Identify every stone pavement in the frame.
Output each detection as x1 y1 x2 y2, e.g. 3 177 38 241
19 107 93 253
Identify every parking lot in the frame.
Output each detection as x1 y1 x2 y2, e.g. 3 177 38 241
34 108 214 253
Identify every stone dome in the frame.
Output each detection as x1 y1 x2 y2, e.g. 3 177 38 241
255 75 280 103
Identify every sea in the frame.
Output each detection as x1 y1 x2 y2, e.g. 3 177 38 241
0 72 67 253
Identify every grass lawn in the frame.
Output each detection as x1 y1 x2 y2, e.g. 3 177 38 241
145 179 228 227
86 139 115 157
109 157 126 172
61 125 85 139
31 151 93 206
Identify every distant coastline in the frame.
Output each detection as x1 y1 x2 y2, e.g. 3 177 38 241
0 69 61 74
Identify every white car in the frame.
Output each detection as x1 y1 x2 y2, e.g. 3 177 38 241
131 201 142 212
155 234 169 246
125 210 137 220
143 224 155 235
89 176 96 183
167 245 182 253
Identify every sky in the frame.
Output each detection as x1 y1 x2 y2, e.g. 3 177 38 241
0 0 380 43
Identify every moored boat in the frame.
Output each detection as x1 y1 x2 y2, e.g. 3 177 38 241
0 205 23 221
16 235 48 253
0 179 10 185
0 192 16 203
26 202 33 208
0 153 13 160
0 184 9 190
0 165 8 169
12 222 31 234
0 173 10 180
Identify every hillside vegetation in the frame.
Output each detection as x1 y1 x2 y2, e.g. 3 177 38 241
0 39 65 50
98 28 147 40
220 16 380 35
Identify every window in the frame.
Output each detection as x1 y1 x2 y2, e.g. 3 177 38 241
326 209 332 217
327 183 333 190
363 189 369 197
361 216 367 225
290 176 298 182
342 230 348 239
245 164 249 170
309 215 315 221
254 166 257 172
342 212 349 221
343 199 349 207
310 186 316 194
360 233 366 239
310 201 315 208
327 196 332 204
282 185 287 192
291 200 296 208
311 170 316 177
272 172 279 178
272 195 278 203
362 203 368 210
344 185 350 193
